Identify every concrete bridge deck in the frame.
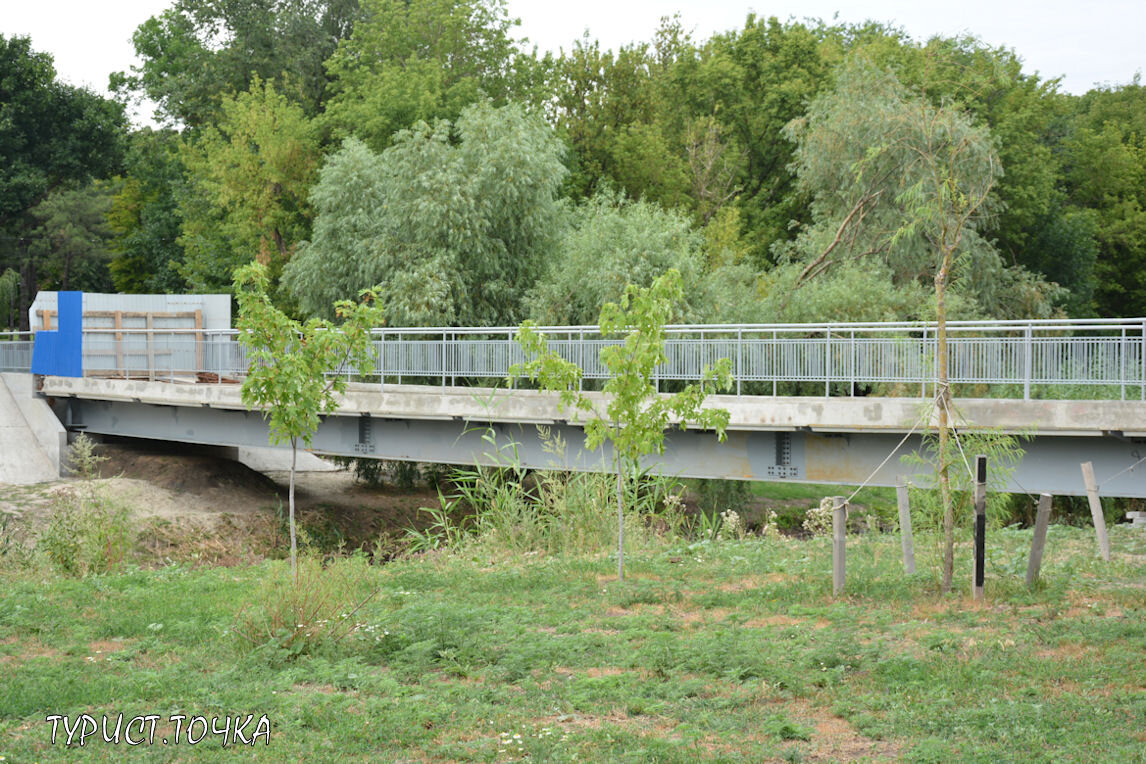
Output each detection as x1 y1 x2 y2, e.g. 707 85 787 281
37 376 1146 498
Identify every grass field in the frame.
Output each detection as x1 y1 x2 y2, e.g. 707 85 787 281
0 521 1144 762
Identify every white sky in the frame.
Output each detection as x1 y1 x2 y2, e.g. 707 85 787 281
3 0 1143 126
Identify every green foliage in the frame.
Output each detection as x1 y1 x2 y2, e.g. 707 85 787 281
322 0 526 150
27 183 116 293
1062 81 1146 316
513 269 733 578
66 433 108 480
180 79 320 293
0 267 20 330
236 261 384 448
693 479 752 516
408 426 673 557
524 189 706 325
903 428 1028 532
284 102 566 325
0 35 125 326
551 36 667 203
0 35 126 225
41 437 130 577
516 269 733 466
107 129 188 293
40 490 133 578
114 0 360 128
235 260 385 579
679 16 834 262
340 458 424 491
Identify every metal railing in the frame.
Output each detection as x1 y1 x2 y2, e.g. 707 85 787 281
0 332 34 373
6 318 1146 400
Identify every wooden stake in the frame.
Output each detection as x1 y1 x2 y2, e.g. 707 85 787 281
1026 493 1053 588
1080 462 1112 561
973 455 987 601
832 496 847 596
896 477 915 574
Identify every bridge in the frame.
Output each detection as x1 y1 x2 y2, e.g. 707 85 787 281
3 296 1146 498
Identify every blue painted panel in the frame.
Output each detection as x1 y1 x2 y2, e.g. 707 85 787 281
31 291 83 377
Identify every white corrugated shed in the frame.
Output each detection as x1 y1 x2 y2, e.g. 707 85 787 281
29 293 232 332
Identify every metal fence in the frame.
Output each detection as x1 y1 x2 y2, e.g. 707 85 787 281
0 333 34 373
4 318 1146 400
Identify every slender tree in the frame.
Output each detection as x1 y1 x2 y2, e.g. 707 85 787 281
234 262 384 583
512 269 732 580
783 59 1003 592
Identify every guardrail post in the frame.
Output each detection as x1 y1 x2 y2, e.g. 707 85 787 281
1120 327 1127 401
772 330 778 397
579 328 584 391
1141 320 1145 401
737 327 742 396
825 327 831 397
921 325 928 399
1023 325 1032 401
849 329 855 396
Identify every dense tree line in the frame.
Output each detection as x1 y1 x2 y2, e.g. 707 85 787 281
2 0 1145 330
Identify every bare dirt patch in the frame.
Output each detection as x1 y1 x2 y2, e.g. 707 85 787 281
0 440 446 565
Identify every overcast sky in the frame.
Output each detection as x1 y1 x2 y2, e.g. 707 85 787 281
3 1 1143 125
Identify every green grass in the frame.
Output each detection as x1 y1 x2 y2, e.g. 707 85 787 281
750 480 897 508
0 525 1144 761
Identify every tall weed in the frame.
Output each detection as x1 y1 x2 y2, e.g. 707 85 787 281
232 553 378 660
409 425 677 557
41 435 132 577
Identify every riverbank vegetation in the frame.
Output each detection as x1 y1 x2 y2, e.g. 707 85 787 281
3 1 1145 331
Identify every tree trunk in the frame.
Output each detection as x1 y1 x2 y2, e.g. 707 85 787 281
289 436 299 587
61 247 71 292
935 254 955 593
616 451 625 582
19 257 34 332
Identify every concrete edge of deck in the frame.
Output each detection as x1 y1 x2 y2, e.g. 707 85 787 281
35 375 1146 438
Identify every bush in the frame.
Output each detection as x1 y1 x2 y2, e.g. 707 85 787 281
693 479 751 516
232 553 378 660
41 488 133 577
41 434 132 577
0 512 31 570
338 458 449 491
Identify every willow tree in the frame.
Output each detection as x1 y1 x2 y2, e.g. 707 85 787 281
782 59 1003 593
284 102 566 326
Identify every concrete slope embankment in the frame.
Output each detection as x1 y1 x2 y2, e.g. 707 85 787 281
0 373 63 485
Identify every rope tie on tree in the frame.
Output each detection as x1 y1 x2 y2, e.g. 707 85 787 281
1097 453 1146 490
939 393 976 482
